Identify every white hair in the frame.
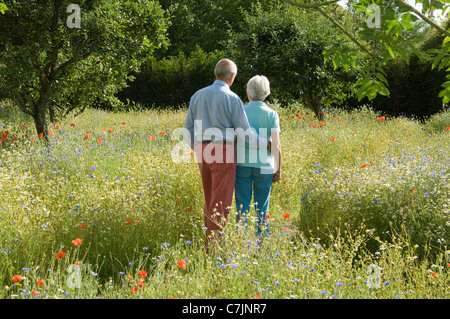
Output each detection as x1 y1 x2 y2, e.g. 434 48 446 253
214 59 237 78
246 75 270 101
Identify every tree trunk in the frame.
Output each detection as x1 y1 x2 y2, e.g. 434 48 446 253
303 90 324 122
33 83 51 143
33 103 49 142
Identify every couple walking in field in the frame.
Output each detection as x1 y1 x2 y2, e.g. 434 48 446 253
183 58 282 253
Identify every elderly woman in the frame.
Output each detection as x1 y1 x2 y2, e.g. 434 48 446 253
235 75 281 238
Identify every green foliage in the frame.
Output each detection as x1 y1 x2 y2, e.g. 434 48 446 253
226 2 359 118
369 54 447 119
341 20 449 119
0 0 169 136
317 0 450 106
155 0 277 57
118 46 224 108
0 1 7 14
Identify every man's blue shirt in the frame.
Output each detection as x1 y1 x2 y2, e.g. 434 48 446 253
184 80 267 149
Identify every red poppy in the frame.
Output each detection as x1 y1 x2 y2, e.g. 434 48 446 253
1 131 9 142
71 123 76 127
108 129 113 133
72 238 83 247
446 127 450 130
125 219 133 225
137 280 145 289
297 115 302 119
83 135 89 140
38 133 43 138
320 121 325 126
131 287 138 293
54 125 60 130
253 294 261 299
48 131 53 136
87 131 93 134
160 131 166 135
150 136 156 141
37 279 45 287
11 137 18 142
31 290 39 297
80 224 87 229
139 270 147 278
361 164 367 168
265 213 270 219
55 251 65 259
97 137 103 144
12 275 23 282
282 212 290 219
121 122 126 125
177 259 187 269
330 137 335 142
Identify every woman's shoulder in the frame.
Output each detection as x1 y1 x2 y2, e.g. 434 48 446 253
262 103 279 116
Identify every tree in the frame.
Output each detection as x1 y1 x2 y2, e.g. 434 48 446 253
155 0 276 57
226 2 358 120
0 0 168 140
282 0 450 106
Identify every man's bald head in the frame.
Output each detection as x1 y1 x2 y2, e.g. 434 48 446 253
214 59 237 85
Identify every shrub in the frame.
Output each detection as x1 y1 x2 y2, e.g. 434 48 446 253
117 47 224 108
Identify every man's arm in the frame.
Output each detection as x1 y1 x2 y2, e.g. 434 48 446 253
231 99 268 149
271 131 281 183
183 104 195 149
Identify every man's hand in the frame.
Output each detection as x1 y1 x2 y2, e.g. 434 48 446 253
272 168 281 183
272 147 281 183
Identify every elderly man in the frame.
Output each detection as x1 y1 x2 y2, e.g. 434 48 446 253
184 59 269 253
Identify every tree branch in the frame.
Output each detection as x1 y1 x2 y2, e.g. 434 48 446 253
392 0 450 37
44 40 65 76
315 6 376 58
50 0 64 32
49 51 93 81
17 88 36 116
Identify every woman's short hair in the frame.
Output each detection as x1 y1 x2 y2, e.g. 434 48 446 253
246 75 270 101
214 59 237 78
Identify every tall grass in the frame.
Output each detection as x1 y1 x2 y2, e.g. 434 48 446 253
0 100 448 299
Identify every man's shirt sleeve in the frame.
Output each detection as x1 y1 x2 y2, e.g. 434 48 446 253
231 98 268 149
183 98 195 149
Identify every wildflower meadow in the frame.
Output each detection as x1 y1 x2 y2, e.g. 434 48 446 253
0 100 449 300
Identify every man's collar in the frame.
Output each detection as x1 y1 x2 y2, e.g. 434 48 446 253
213 79 229 88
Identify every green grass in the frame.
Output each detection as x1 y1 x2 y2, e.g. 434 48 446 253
0 100 449 299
